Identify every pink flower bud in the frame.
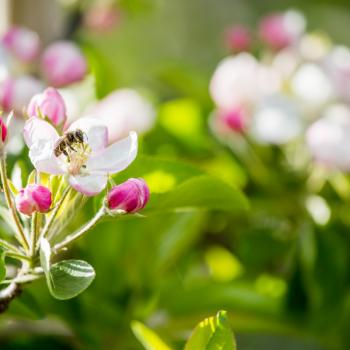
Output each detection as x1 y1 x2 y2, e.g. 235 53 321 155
259 11 305 50
15 184 52 216
41 41 87 87
27 87 67 126
224 25 251 52
1 26 40 63
107 178 150 213
0 118 7 142
84 5 120 32
218 108 247 133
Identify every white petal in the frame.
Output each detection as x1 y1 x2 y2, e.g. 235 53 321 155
68 173 107 196
23 117 59 148
29 139 65 174
68 117 108 153
86 131 137 174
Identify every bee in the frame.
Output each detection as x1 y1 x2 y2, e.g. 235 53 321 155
54 129 86 158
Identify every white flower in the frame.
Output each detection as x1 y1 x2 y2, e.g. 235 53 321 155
210 53 259 109
306 104 350 171
250 95 302 145
323 45 350 102
291 63 333 108
23 117 138 196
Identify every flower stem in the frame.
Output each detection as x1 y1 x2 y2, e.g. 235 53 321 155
6 251 31 262
0 238 23 255
53 207 106 253
40 186 71 240
0 158 29 252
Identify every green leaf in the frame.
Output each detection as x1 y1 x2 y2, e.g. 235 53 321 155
0 247 6 283
143 175 248 214
114 155 203 193
185 310 236 350
0 205 17 234
159 98 205 148
47 260 95 300
40 239 95 300
131 321 173 350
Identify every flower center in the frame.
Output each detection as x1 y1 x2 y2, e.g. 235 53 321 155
66 144 90 176
55 131 91 176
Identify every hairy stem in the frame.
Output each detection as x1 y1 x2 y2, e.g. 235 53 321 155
0 238 23 254
30 212 39 261
53 207 106 253
0 158 29 252
0 282 21 313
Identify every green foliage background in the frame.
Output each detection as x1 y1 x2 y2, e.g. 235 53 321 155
2 0 350 349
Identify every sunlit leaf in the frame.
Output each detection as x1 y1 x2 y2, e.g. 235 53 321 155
159 98 204 147
48 260 95 300
185 310 236 350
131 321 173 350
40 239 95 300
143 175 248 214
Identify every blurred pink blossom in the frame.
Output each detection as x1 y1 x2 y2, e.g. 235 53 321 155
1 26 40 63
224 25 252 52
259 10 305 50
41 41 87 87
217 107 247 133
210 53 259 110
84 5 120 32
306 104 350 171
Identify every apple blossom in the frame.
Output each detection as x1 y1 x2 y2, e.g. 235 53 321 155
23 117 137 196
250 95 302 145
15 184 52 216
291 63 333 109
41 41 87 87
217 108 247 133
259 10 305 50
323 46 350 102
1 26 40 63
306 104 350 171
27 87 67 126
210 53 259 110
224 25 252 52
85 89 155 143
84 4 120 32
107 178 150 213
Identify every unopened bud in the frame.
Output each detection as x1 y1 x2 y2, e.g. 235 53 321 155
224 25 251 52
107 178 149 213
41 41 87 87
15 184 52 216
27 87 67 126
1 26 40 63
0 118 7 142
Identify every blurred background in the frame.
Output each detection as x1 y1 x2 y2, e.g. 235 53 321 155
2 0 350 349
